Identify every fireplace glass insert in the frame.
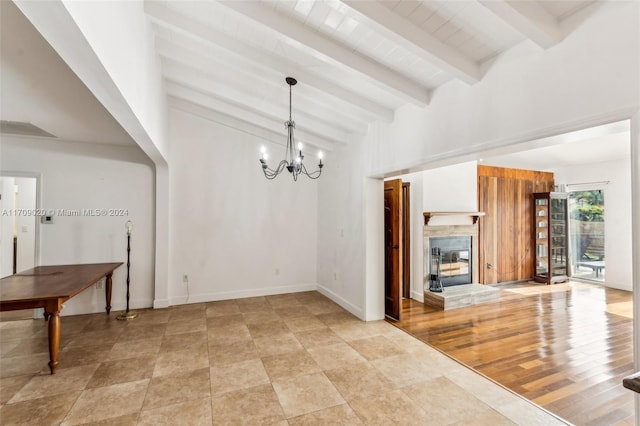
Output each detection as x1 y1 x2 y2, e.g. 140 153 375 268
429 236 472 287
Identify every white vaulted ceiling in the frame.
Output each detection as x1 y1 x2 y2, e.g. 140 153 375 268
1 0 603 154
146 0 597 152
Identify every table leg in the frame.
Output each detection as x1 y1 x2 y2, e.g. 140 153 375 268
105 273 113 314
47 310 60 374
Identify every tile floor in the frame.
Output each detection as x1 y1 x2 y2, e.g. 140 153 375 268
0 291 568 425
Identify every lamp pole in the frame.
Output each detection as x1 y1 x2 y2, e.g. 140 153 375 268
117 220 137 320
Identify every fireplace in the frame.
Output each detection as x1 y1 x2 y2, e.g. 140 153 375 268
429 236 472 287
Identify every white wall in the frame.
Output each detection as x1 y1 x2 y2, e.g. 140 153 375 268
0 177 15 278
367 2 639 177
0 137 155 315
554 158 632 290
317 132 371 319
14 177 37 273
168 108 318 304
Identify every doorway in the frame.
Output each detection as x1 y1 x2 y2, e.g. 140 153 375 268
384 179 411 321
568 189 605 282
0 176 38 278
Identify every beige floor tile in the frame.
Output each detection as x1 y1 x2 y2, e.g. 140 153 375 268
315 311 360 327
243 310 283 324
206 313 246 328
253 333 303 357
371 354 442 387
164 318 206 336
143 368 211 410
159 330 207 353
247 321 291 338
305 301 345 315
273 306 313 319
294 327 344 349
449 407 517 426
325 362 395 401
87 412 139 425
107 336 162 361
114 324 165 343
209 339 260 366
0 339 20 357
262 350 321 380
266 293 303 309
205 301 240 317
272 372 345 418
210 358 270 395
211 383 284 424
66 329 123 347
349 389 431 424
168 306 206 322
284 315 326 332
124 308 170 325
10 364 97 403
0 325 46 342
403 376 495 425
0 375 31 404
361 320 404 337
207 323 252 346
58 343 114 370
330 323 380 341
348 335 403 361
288 403 363 425
236 297 272 313
307 343 367 371
0 391 80 425
152 346 209 377
86 356 155 388
61 379 148 425
138 397 212 425
5 336 51 357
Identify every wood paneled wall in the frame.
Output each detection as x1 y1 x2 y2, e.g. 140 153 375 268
478 166 554 284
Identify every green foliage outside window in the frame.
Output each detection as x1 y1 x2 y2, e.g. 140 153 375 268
569 190 604 222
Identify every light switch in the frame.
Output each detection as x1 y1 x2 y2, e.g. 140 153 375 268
21 225 28 233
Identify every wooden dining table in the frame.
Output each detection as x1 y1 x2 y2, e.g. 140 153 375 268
0 262 123 374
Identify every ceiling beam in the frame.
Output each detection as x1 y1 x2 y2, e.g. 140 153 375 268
479 0 561 49
145 1 394 122
217 0 430 106
156 39 368 135
163 59 360 141
341 0 481 85
167 82 338 152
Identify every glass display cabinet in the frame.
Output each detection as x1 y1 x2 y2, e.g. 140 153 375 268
533 192 569 284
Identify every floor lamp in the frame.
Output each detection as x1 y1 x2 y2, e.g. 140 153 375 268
117 220 137 320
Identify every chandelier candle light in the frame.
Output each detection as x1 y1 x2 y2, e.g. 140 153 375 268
259 77 324 181
117 220 137 320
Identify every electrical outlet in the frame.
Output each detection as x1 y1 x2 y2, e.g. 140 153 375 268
96 280 104 289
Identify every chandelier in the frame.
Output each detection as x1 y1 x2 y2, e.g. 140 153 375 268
259 77 323 181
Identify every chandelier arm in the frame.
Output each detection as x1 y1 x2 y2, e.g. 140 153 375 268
300 163 322 180
262 160 289 179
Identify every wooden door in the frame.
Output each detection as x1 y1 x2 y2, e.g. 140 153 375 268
384 179 403 321
402 182 411 298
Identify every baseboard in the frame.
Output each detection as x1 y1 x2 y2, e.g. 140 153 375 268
153 299 170 309
317 284 364 320
411 289 424 302
168 283 318 306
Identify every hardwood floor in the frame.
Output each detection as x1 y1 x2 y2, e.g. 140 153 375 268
392 281 634 425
